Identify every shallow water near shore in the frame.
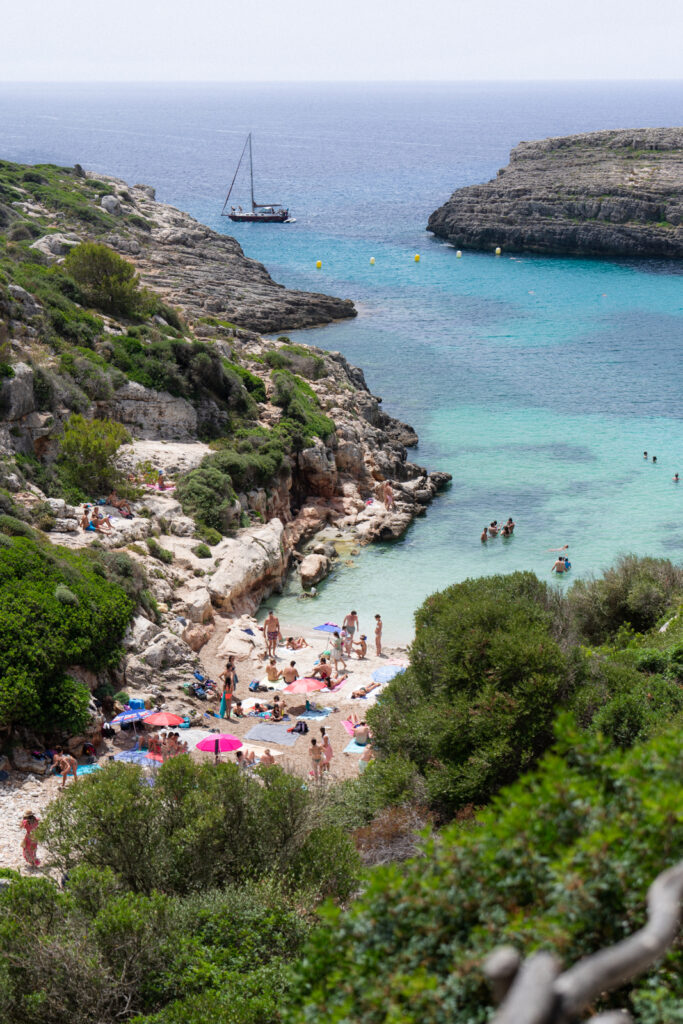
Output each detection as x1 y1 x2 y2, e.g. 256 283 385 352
2 81 682 642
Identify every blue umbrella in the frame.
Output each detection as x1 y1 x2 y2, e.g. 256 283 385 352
110 709 151 726
313 622 341 633
371 666 406 684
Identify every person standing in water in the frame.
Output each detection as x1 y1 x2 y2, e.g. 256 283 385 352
481 526 488 542
674 473 680 483
374 614 383 657
551 557 566 574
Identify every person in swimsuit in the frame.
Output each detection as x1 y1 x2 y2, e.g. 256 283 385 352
351 718 370 746
674 473 680 482
261 749 276 765
506 517 515 533
643 451 648 459
311 658 332 684
351 682 381 699
343 611 359 647
374 614 383 657
81 507 97 532
551 557 566 574
52 748 78 787
320 727 333 772
218 661 236 719
358 744 374 772
263 611 280 658
272 696 286 721
488 521 499 537
286 636 309 649
282 661 298 684
309 737 324 780
383 481 395 510
265 658 282 683
481 526 488 542
353 635 368 659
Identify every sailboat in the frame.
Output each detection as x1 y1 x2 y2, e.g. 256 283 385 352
221 133 290 223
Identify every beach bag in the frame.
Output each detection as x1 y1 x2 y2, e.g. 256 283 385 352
248 680 260 692
292 720 309 734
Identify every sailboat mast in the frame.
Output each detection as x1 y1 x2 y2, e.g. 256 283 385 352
221 134 250 216
249 133 255 212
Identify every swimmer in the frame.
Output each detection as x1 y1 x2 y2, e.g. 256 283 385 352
506 517 515 533
481 526 488 542
674 473 680 483
548 544 569 552
652 456 657 464
643 451 648 459
488 521 499 537
551 557 566 574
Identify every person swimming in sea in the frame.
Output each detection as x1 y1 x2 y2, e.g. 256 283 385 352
481 526 488 542
674 473 680 483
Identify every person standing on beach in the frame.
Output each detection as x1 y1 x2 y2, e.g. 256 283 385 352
263 611 280 658
343 610 360 648
330 631 347 675
383 481 395 510
219 660 236 719
309 737 324 781
320 726 333 773
20 811 40 867
52 748 77 787
374 614 383 657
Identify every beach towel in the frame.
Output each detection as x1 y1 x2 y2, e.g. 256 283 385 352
341 719 356 736
77 763 102 776
298 707 333 719
344 738 369 755
245 723 300 747
325 675 347 693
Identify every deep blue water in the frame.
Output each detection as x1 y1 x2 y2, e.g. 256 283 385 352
1 82 681 640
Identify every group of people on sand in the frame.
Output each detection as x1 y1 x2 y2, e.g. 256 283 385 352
481 518 515 542
80 490 136 533
143 731 189 757
262 609 384 661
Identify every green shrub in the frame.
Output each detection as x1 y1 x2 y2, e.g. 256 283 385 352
113 691 130 704
199 527 222 546
271 369 334 440
57 414 129 497
192 543 211 558
0 535 133 731
363 572 577 818
569 554 683 643
0 514 34 538
293 718 683 1024
64 242 144 317
146 537 173 564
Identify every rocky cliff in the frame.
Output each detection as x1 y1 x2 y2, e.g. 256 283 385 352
427 127 683 259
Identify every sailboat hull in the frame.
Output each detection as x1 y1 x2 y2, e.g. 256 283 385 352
227 211 289 223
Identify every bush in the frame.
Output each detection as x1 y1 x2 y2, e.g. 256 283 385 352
192 543 211 558
292 718 683 1024
38 757 359 899
363 572 578 818
57 414 129 498
199 527 222 546
0 535 133 732
146 537 173 564
64 242 145 317
569 554 683 643
0 514 34 538
271 369 334 440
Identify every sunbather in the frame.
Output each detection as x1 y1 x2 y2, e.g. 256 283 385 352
271 696 287 722
286 636 310 650
265 658 282 683
351 682 381 699
352 635 368 659
107 490 133 517
310 658 332 683
261 749 276 765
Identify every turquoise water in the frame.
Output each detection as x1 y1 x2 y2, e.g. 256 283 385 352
1 81 681 641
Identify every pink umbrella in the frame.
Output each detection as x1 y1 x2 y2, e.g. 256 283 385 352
284 676 326 694
195 734 242 755
145 712 184 727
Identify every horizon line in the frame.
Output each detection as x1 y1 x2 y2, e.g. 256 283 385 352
1 78 682 86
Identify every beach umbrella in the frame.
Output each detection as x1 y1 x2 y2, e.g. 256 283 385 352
371 666 406 684
110 709 151 726
284 676 327 694
195 734 242 755
144 712 184 727
313 622 340 633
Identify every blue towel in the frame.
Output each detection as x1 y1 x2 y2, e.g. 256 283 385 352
299 707 333 719
77 763 102 775
344 739 369 755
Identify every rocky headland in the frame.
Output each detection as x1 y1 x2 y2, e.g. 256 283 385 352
0 158 449 798
427 127 683 258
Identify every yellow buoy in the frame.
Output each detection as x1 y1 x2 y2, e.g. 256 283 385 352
414 253 420 262
370 257 375 265
456 250 462 258
495 246 502 256
315 260 322 269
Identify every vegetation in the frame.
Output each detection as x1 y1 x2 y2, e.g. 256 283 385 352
0 532 134 732
293 718 683 1024
64 242 149 317
57 414 130 499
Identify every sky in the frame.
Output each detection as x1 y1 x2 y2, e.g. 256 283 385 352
2 0 682 82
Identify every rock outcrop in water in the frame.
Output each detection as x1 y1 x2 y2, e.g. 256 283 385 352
427 127 683 259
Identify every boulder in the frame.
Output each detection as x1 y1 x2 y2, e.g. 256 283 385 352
52 518 79 533
183 587 213 624
170 516 196 537
298 441 338 498
100 194 122 215
140 630 190 669
46 497 67 517
0 363 34 421
124 614 162 651
300 553 330 587
209 519 287 614
30 233 81 259
10 748 49 775
182 622 214 652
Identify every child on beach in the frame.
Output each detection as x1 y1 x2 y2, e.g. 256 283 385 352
20 811 40 867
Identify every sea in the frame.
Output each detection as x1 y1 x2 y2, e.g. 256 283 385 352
1 81 682 642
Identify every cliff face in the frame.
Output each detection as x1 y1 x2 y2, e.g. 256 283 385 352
427 127 683 259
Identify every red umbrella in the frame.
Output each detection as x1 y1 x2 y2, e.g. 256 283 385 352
284 676 326 694
195 734 242 754
145 712 185 727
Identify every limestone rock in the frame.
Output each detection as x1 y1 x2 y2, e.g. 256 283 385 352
428 127 683 258
209 519 286 614
300 553 330 587
46 498 67 517
298 441 338 498
182 622 214 651
11 748 49 775
100 194 122 215
183 587 213 624
0 363 34 421
53 518 78 533
124 614 162 651
104 380 197 440
170 516 196 537
30 233 81 259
